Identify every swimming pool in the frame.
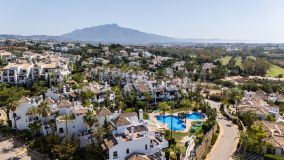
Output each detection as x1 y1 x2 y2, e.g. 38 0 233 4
186 112 205 120
156 115 186 131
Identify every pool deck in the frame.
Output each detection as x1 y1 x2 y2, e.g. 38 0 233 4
148 111 206 133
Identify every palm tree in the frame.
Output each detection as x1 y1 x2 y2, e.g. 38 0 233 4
27 106 41 135
83 110 97 143
37 102 51 135
8 99 19 133
144 92 152 112
93 125 104 144
158 102 170 123
180 99 191 113
61 114 74 143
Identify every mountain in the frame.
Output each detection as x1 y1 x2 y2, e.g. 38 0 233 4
0 34 66 41
61 24 180 44
0 24 245 44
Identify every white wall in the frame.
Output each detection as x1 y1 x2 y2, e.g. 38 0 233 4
108 137 151 159
9 101 37 130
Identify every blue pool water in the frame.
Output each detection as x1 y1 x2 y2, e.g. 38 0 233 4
186 112 205 120
156 115 186 131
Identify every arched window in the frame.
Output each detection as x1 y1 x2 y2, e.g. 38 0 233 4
126 148 129 154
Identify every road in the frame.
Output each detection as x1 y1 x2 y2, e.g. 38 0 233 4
0 134 47 160
205 100 239 160
0 138 31 160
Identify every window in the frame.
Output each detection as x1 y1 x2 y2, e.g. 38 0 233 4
145 144 148 150
113 151 118 157
59 128 64 134
126 148 129 154
267 148 275 154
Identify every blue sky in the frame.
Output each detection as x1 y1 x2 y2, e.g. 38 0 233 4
1 0 284 43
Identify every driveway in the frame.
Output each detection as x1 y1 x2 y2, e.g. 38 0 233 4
205 100 239 160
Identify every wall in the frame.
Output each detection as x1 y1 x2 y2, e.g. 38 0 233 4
193 123 218 160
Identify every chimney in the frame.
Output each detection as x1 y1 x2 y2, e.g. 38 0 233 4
63 85 66 94
32 98 36 104
89 104 93 111
139 109 143 121
131 127 134 140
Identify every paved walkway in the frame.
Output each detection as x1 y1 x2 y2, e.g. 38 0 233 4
205 100 239 160
0 134 48 160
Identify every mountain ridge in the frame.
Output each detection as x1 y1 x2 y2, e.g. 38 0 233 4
0 24 245 44
61 23 180 44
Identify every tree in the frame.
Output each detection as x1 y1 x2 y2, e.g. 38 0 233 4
242 58 271 76
81 91 94 107
144 92 152 112
158 102 170 123
266 114 276 122
61 114 74 143
83 110 97 142
28 119 42 136
103 115 111 135
8 98 19 133
180 99 191 112
113 86 124 110
84 143 104 160
37 102 51 135
52 142 78 160
240 111 257 128
31 81 47 96
239 124 267 154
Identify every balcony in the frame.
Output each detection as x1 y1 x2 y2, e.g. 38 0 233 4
15 116 21 121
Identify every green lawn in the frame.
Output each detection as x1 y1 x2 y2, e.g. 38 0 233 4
266 64 284 77
172 131 188 153
220 56 232 65
220 56 242 67
235 57 242 67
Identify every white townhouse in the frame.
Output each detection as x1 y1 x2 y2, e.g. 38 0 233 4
82 82 116 104
9 96 43 131
101 110 168 160
0 55 70 85
53 99 87 139
124 79 188 103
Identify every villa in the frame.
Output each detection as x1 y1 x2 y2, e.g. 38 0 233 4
101 109 168 160
0 50 13 61
255 121 284 157
238 91 280 120
201 63 216 73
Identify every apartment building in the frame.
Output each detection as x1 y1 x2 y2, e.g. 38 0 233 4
0 55 70 85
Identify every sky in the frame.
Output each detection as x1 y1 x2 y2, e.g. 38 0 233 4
1 0 284 43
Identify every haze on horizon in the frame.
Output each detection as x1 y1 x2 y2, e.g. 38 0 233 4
1 0 284 43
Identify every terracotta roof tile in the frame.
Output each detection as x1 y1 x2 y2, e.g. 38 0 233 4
126 154 150 160
102 135 117 149
18 96 31 103
44 97 56 105
112 116 130 127
121 112 137 118
97 107 112 117
57 99 72 108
